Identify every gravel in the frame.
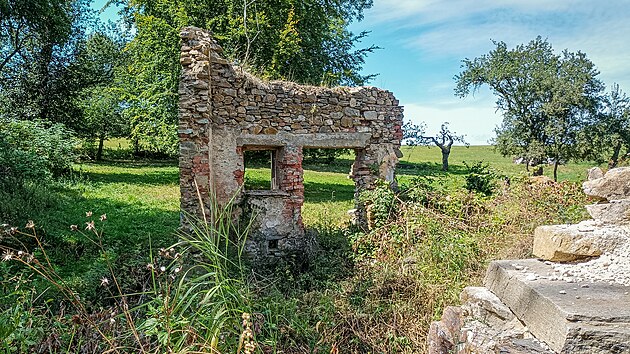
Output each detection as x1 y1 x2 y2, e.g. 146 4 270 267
551 238 630 286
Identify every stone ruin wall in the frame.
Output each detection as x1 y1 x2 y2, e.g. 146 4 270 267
178 27 404 260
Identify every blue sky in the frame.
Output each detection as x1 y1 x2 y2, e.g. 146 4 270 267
349 0 630 144
92 0 630 144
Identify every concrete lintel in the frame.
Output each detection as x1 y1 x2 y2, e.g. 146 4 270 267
484 259 630 353
237 132 372 149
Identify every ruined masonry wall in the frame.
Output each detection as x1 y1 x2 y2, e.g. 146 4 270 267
178 26 404 259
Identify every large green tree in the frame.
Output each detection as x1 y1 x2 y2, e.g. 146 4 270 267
117 0 377 156
73 30 128 160
0 0 93 124
455 37 603 180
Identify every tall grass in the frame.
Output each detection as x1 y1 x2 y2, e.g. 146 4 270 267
0 189 255 353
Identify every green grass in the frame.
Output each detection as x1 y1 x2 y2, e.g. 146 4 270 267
4 160 180 301
2 145 599 352
399 145 597 182
4 147 599 306
244 146 598 228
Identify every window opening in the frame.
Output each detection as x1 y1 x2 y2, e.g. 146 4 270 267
243 148 279 190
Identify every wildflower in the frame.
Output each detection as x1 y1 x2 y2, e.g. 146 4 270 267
70 225 78 231
85 221 95 231
100 277 110 286
160 266 166 272
86 211 93 217
174 267 181 273
17 250 23 257
146 263 154 270
25 220 35 229
100 214 107 222
9 227 17 234
2 250 13 262
109 317 116 324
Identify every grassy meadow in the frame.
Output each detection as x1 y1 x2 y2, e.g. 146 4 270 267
1 141 596 353
246 145 596 226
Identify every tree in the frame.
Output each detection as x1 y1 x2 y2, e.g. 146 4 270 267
73 30 128 160
455 37 603 181
0 0 94 124
591 84 630 168
116 0 377 155
404 121 468 171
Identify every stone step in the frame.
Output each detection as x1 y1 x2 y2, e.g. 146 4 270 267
484 259 630 353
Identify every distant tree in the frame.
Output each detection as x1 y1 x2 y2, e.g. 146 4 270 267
404 121 468 171
73 30 128 160
455 37 603 181
591 84 630 168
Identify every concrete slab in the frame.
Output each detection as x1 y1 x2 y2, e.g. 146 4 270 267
484 259 630 353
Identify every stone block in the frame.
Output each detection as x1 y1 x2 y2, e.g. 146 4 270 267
533 221 628 262
460 286 514 322
485 259 630 353
363 110 378 120
340 116 353 128
583 167 630 201
585 200 630 224
428 306 461 354
263 127 278 134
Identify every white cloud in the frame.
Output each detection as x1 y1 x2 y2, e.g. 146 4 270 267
364 0 630 96
364 0 581 27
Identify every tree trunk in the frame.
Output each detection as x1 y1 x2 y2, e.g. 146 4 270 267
441 148 450 171
553 160 559 182
609 141 622 169
97 136 105 161
36 42 54 121
525 158 530 172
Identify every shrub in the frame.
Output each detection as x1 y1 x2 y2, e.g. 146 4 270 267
463 160 498 196
0 120 77 184
0 191 254 353
303 148 350 163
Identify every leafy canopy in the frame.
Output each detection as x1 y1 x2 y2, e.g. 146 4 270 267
455 37 603 179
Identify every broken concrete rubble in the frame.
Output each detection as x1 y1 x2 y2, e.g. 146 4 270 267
430 167 630 353
582 166 630 201
533 221 628 262
533 167 630 262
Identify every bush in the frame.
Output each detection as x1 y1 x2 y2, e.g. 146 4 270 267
0 120 77 184
463 161 498 196
303 148 350 163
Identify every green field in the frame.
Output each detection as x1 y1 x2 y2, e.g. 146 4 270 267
245 145 598 226
12 143 598 287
